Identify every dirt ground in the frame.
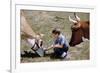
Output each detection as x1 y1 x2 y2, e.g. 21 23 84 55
20 10 90 63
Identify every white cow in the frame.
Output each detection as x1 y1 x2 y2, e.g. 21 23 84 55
21 11 44 51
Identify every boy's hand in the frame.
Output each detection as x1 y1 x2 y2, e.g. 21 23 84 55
50 45 54 48
48 45 54 49
45 45 54 51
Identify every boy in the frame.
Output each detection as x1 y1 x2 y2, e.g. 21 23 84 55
47 28 69 59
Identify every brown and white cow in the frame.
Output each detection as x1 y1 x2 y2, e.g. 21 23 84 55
21 11 44 50
69 13 90 46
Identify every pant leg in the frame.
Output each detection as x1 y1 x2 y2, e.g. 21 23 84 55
54 48 64 57
54 47 69 57
63 47 69 53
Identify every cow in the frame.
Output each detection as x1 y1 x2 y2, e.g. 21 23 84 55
21 11 44 51
69 13 90 46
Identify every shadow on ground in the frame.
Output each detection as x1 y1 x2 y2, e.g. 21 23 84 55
21 50 52 58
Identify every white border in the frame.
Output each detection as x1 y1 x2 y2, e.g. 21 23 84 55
11 4 96 73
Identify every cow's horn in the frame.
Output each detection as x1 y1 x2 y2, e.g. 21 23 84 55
76 15 80 21
74 13 80 21
69 16 77 23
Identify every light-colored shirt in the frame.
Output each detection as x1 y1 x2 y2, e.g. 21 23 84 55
54 34 69 48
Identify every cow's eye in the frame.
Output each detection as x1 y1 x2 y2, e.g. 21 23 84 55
74 23 77 25
71 26 80 31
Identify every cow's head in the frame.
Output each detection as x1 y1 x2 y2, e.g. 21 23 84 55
27 33 44 50
35 33 44 48
69 13 89 46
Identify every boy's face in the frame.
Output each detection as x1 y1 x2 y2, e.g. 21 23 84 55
52 33 59 39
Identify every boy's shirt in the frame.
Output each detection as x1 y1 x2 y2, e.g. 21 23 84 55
54 34 69 48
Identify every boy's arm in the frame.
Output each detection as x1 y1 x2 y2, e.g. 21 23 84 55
44 45 54 51
45 44 63 51
54 44 63 48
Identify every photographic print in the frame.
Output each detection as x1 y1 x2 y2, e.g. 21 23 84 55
11 3 95 72
20 9 90 63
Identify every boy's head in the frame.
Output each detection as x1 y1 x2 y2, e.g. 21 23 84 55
52 28 61 38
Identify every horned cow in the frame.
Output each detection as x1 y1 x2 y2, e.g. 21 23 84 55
69 13 90 46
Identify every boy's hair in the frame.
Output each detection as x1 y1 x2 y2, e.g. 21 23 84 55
52 28 61 35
